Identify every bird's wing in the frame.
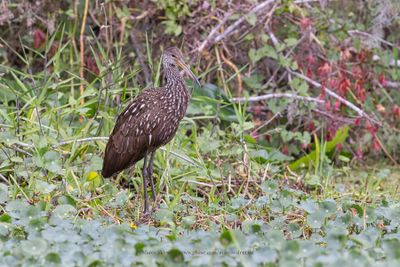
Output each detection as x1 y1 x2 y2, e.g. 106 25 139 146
102 88 165 177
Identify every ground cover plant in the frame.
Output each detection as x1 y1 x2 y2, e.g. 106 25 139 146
0 0 399 266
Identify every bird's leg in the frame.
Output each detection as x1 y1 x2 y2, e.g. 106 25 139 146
147 151 156 201
142 152 149 214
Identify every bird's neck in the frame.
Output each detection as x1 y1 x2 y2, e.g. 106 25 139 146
164 66 187 93
162 65 190 119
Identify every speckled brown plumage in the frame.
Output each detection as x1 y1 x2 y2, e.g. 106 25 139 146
102 47 200 214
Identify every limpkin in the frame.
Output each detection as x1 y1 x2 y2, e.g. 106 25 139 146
102 47 200 214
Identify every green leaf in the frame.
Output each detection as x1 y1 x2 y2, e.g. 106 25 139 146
46 252 62 264
246 13 257 26
289 126 349 170
249 45 277 64
220 230 233 246
168 248 184 262
36 180 57 194
284 38 298 47
0 184 9 204
52 204 77 219
307 210 325 228
21 238 48 256
261 180 279 194
154 208 174 225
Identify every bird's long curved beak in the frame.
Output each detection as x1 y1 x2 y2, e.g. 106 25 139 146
176 59 201 87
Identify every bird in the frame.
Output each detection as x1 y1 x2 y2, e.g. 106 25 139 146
102 47 200 214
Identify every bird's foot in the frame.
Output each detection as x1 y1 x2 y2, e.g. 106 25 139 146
143 210 151 216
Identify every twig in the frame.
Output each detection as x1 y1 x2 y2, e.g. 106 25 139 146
220 49 243 96
348 30 400 49
130 31 151 85
313 109 356 125
230 93 325 104
289 71 382 126
9 145 33 157
0 173 10 185
197 12 232 52
79 0 90 109
373 79 400 89
213 0 276 43
254 112 281 132
375 135 398 165
160 148 201 168
53 136 108 147
129 11 149 20
15 141 33 148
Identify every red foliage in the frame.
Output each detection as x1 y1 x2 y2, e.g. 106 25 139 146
334 100 341 111
49 41 59 58
319 85 326 99
338 74 351 97
354 80 366 102
372 137 381 152
325 100 331 110
300 143 307 150
317 62 331 77
300 18 312 31
86 57 100 76
365 120 377 136
351 66 363 79
356 148 363 160
376 104 386 114
281 146 289 155
326 127 337 141
379 73 387 86
306 54 316 66
33 29 46 49
307 67 313 78
251 130 258 141
308 122 315 132
252 105 263 116
329 78 338 89
265 134 271 143
354 117 361 126
336 143 343 151
357 49 367 63
392 105 400 118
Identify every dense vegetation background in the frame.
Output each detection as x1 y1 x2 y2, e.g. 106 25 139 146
0 0 399 266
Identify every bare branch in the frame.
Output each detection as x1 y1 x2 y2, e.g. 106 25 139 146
200 0 316 50
289 70 382 126
230 93 324 104
373 79 400 89
9 145 33 157
348 30 400 49
0 173 10 185
213 0 276 43
314 109 356 125
55 137 109 147
197 12 232 53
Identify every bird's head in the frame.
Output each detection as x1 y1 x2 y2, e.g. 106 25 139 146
162 47 201 87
